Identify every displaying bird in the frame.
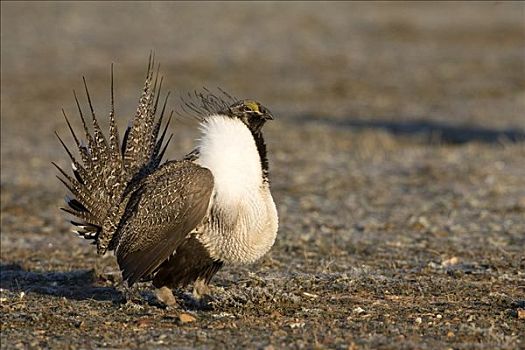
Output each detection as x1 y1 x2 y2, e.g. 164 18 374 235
54 56 278 306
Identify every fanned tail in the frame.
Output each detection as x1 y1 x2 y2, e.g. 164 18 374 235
55 53 172 253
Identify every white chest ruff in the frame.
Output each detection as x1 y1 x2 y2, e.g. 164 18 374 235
194 115 278 263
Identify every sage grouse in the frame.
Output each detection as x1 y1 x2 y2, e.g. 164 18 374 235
55 58 278 305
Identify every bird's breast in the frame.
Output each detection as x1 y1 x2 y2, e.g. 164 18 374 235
197 187 278 264
193 115 278 264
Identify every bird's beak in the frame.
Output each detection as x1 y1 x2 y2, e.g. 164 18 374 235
263 113 274 121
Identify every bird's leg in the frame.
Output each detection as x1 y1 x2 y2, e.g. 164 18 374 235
193 278 211 299
192 278 215 309
155 286 178 308
121 283 142 305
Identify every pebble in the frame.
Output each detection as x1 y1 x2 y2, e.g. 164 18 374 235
441 257 459 267
518 308 525 320
289 322 305 329
353 307 365 314
179 313 197 323
302 292 319 298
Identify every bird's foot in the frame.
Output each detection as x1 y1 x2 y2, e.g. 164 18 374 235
193 278 211 299
120 284 143 305
155 286 178 309
192 279 214 309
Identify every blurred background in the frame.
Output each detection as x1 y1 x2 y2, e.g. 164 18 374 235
2 1 524 190
1 2 524 348
2 2 524 168
2 1 524 176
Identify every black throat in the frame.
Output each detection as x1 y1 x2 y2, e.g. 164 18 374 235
250 130 269 183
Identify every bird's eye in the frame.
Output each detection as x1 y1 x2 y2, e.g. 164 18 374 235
241 101 260 113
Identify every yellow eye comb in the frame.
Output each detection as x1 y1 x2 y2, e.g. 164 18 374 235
244 100 260 113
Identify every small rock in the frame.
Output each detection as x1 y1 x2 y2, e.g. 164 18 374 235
289 322 305 329
137 318 152 328
179 313 196 323
415 317 422 324
353 306 365 314
518 308 525 320
427 261 440 269
348 342 358 350
441 257 459 267
302 292 319 299
411 216 430 230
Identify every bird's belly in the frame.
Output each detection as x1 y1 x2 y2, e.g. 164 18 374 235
196 190 278 264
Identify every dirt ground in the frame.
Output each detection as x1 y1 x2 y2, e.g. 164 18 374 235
1 2 524 349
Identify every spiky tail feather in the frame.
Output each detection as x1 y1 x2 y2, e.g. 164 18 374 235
55 53 172 254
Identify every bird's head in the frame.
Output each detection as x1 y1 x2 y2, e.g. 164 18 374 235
224 100 273 133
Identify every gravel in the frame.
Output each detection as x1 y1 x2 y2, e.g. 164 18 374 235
1 2 524 349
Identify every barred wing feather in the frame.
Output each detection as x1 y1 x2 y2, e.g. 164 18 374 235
114 161 214 286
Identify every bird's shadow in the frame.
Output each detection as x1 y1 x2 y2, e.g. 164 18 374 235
0 263 215 310
0 262 122 302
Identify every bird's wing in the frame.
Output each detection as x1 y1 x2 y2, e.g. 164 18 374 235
114 160 214 286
